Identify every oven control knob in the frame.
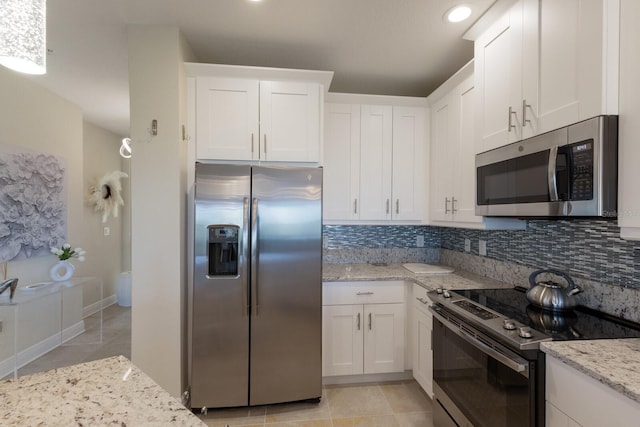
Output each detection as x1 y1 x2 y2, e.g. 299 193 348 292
436 288 443 294
518 327 533 339
443 290 451 298
503 319 517 330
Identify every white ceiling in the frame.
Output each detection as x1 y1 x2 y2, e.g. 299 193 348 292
24 0 495 136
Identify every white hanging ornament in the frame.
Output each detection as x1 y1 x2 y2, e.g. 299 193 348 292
88 171 128 223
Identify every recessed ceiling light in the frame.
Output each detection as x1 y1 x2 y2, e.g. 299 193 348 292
445 5 472 23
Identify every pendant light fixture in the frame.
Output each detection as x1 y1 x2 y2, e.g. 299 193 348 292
0 0 47 75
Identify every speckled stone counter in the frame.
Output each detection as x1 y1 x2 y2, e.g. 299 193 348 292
322 262 513 291
0 355 204 426
541 339 640 404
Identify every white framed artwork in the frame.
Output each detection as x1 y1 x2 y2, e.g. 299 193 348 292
0 143 67 263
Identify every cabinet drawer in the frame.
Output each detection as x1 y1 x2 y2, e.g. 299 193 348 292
323 281 405 305
413 284 431 315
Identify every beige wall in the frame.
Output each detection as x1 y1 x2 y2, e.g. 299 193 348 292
82 121 127 301
0 67 84 285
128 25 193 396
0 67 127 308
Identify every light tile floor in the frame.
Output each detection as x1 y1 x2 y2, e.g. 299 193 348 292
8 305 435 427
4 303 131 379
199 381 435 427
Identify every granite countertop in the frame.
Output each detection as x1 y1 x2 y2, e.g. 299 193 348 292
541 339 640 405
0 355 204 426
322 262 513 291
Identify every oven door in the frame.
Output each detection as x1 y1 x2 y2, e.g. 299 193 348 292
431 309 537 427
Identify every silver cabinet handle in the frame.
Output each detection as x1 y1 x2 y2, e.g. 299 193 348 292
416 297 429 305
354 199 358 214
396 199 399 214
263 134 267 154
356 291 374 295
368 312 372 330
251 198 259 316
452 197 457 214
522 99 531 127
508 106 517 132
445 197 450 214
386 199 390 214
251 133 254 154
357 312 361 330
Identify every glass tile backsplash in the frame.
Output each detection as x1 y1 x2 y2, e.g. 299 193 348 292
323 219 640 288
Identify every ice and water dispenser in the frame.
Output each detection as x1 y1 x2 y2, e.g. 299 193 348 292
207 225 239 276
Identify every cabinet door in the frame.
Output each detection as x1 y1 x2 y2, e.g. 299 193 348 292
323 103 361 220
359 105 393 220
536 0 610 135
322 305 364 376
475 1 525 152
430 95 454 222
196 77 259 161
364 303 405 374
546 401 583 427
412 306 433 397
392 107 427 221
453 77 483 224
259 81 320 162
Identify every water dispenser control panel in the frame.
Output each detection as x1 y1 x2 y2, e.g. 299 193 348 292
207 225 239 276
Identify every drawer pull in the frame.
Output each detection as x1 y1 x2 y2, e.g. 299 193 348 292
357 312 361 330
356 291 374 295
416 297 429 305
369 312 372 330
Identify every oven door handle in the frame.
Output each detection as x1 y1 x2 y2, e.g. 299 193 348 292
548 145 559 202
430 308 530 378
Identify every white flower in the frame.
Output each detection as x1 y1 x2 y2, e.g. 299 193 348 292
78 256 86 262
62 243 71 249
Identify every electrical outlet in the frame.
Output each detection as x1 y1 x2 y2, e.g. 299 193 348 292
103 227 110 236
479 239 487 256
416 235 425 247
464 238 471 252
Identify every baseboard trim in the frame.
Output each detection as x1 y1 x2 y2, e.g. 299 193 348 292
322 370 413 385
82 294 117 318
62 320 85 343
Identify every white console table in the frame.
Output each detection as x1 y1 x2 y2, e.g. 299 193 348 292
0 276 103 379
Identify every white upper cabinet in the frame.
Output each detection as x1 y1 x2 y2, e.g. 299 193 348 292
323 103 361 220
259 81 321 162
473 0 618 153
359 105 393 220
190 63 332 163
323 95 428 224
196 77 260 161
618 0 639 240
392 107 428 221
428 64 525 230
197 77 321 162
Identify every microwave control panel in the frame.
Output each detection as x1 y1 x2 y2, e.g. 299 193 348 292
570 141 593 200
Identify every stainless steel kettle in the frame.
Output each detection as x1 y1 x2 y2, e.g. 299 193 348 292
526 269 583 311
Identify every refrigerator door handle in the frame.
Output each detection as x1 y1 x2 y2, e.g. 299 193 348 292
242 197 250 316
251 197 259 316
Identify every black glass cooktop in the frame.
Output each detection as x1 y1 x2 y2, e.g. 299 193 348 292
452 287 640 341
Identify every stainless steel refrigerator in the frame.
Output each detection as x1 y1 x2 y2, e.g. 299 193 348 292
189 163 322 409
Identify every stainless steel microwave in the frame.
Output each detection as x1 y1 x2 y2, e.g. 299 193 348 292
475 116 618 217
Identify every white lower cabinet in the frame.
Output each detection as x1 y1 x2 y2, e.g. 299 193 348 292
322 281 405 377
545 355 640 427
411 284 433 397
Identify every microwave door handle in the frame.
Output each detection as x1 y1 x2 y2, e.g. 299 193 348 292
548 145 559 202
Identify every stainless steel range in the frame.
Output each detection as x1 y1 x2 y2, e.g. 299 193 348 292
428 286 640 427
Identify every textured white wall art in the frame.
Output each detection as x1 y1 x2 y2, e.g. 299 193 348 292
0 144 67 263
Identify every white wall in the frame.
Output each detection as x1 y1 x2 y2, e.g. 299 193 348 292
128 25 194 396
